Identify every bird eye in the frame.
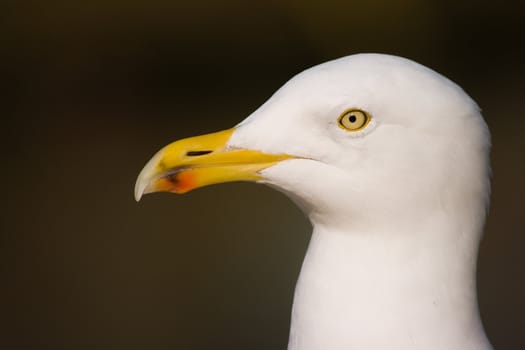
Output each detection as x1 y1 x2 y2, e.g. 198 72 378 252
337 109 370 131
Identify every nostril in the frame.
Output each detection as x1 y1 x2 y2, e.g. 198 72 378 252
186 150 213 157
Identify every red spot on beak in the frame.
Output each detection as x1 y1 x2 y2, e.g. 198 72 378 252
173 170 197 193
151 169 197 194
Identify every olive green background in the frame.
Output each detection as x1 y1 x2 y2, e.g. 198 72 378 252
4 0 524 349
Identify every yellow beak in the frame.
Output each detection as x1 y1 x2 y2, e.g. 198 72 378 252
134 128 292 201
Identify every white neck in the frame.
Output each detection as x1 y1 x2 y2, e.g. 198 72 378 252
287 222 492 350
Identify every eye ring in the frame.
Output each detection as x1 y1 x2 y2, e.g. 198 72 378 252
337 109 371 132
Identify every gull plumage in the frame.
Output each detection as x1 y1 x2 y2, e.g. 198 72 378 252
135 53 492 350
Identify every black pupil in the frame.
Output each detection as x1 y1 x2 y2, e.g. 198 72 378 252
349 114 357 123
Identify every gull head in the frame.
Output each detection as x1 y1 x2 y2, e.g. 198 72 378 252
135 54 490 232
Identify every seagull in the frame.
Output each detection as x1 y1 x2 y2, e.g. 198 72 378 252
134 54 492 350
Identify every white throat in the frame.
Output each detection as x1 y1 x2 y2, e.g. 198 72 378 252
287 219 492 350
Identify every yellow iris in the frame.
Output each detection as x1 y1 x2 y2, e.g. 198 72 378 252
338 109 371 131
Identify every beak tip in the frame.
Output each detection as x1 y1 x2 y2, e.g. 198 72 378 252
135 151 163 202
134 180 145 202
135 169 151 202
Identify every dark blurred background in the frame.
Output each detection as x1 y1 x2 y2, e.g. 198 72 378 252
3 0 524 349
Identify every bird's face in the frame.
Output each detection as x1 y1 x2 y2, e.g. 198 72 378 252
135 54 490 230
